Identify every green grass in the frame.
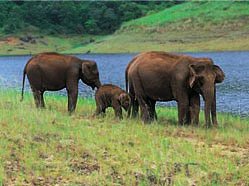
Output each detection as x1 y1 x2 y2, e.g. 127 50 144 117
122 2 249 28
0 90 248 185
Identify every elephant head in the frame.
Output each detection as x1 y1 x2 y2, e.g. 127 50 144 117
119 93 131 111
189 63 225 127
81 60 101 90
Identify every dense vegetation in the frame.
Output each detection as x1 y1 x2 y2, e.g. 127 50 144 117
0 91 248 185
0 1 182 35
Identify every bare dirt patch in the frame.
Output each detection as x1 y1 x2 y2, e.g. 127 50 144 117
177 131 249 162
3 149 25 186
133 161 200 186
69 152 100 175
0 37 20 45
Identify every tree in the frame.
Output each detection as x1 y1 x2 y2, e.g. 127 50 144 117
0 1 183 34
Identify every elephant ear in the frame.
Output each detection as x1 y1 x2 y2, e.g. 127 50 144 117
82 61 97 75
189 64 205 88
213 65 225 83
82 62 90 75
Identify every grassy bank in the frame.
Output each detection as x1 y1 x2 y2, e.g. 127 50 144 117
2 32 249 56
65 32 249 54
0 90 248 185
0 34 102 56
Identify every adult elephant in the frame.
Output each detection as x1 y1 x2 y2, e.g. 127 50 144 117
125 51 225 127
21 52 101 113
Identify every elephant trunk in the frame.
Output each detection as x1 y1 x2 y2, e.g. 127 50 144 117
211 86 218 126
203 87 215 128
95 80 101 89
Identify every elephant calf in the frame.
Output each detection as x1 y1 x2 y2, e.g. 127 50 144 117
95 84 131 119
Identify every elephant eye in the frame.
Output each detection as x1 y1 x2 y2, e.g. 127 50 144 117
92 69 98 75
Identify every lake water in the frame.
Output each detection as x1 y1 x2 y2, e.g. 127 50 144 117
0 51 248 117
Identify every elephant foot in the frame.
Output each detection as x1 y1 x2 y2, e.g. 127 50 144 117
213 121 218 128
142 120 152 124
205 124 211 129
68 110 75 116
143 117 155 124
177 120 184 126
131 112 138 118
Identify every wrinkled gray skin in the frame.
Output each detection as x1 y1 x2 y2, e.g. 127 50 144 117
21 52 101 113
95 84 131 119
125 51 225 127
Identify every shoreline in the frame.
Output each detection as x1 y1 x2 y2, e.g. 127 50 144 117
1 49 249 57
1 29 249 56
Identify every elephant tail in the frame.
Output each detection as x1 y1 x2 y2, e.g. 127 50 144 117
21 57 34 102
125 66 129 93
21 56 36 101
125 56 138 93
20 68 26 102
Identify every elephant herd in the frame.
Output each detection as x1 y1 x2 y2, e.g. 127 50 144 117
21 51 225 127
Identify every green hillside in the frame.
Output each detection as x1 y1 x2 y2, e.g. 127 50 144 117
121 1 249 29
69 1 249 53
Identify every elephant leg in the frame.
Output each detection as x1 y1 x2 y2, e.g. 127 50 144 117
184 98 191 125
177 100 189 125
66 81 78 113
95 105 102 115
128 82 139 118
95 105 106 117
128 96 138 118
148 99 157 121
32 88 44 108
67 89 78 113
40 91 45 108
95 98 102 115
185 110 191 125
33 91 40 108
113 100 123 119
189 93 200 126
137 96 151 123
132 99 139 118
127 95 134 118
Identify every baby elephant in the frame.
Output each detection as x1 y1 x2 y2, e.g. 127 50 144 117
95 84 131 119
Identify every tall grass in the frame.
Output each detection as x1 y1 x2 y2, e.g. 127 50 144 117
0 90 248 185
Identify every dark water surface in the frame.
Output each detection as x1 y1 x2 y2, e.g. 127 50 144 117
0 51 248 117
